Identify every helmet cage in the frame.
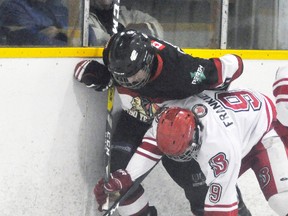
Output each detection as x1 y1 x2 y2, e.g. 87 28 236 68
166 115 203 162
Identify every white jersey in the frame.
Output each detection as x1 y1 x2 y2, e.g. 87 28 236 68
126 89 276 214
273 65 288 126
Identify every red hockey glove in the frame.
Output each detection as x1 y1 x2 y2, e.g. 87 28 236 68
94 178 108 212
104 169 133 193
74 60 112 91
94 169 133 211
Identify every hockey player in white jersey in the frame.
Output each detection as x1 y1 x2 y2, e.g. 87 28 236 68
273 65 288 146
96 88 288 216
78 29 250 215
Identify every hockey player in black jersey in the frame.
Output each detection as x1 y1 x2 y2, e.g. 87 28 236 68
74 29 251 216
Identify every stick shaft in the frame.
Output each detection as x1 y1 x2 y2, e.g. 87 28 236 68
102 0 121 210
102 85 115 211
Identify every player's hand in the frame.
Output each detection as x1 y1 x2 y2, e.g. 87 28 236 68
94 169 133 211
74 60 112 91
94 178 108 212
104 169 133 193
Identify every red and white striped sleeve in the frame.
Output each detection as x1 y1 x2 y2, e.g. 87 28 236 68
204 204 238 216
126 127 163 181
273 65 288 126
262 94 277 132
211 54 243 89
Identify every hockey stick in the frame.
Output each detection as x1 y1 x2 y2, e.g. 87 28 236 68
103 161 159 216
102 85 115 211
102 0 121 211
112 0 121 35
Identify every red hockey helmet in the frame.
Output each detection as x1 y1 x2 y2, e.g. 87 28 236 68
156 107 202 162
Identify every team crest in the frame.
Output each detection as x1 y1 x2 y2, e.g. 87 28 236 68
258 167 271 189
127 96 161 123
192 104 208 118
209 153 229 177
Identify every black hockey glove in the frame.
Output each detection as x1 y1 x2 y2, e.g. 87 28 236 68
74 60 112 91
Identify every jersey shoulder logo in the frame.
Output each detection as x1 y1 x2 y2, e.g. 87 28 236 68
258 166 271 189
192 104 208 118
190 65 206 85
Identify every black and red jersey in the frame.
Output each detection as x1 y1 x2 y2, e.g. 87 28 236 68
115 36 243 123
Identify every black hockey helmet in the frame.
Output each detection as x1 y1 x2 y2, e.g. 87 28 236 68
106 29 155 89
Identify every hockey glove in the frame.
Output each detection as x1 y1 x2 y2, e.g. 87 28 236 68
94 178 108 212
74 60 112 91
94 169 133 211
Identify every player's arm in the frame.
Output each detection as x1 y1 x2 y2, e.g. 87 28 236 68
209 54 244 90
94 126 163 209
113 123 163 183
203 173 239 216
273 65 288 127
74 60 112 91
177 53 243 95
126 133 163 181
182 54 243 91
74 34 123 91
199 138 240 216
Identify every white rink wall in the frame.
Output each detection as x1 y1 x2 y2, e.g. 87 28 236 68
0 58 288 216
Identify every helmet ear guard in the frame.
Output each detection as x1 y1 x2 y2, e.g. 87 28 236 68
156 107 203 162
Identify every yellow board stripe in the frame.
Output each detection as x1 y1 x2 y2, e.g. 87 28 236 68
0 47 104 58
0 47 288 59
182 49 288 60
